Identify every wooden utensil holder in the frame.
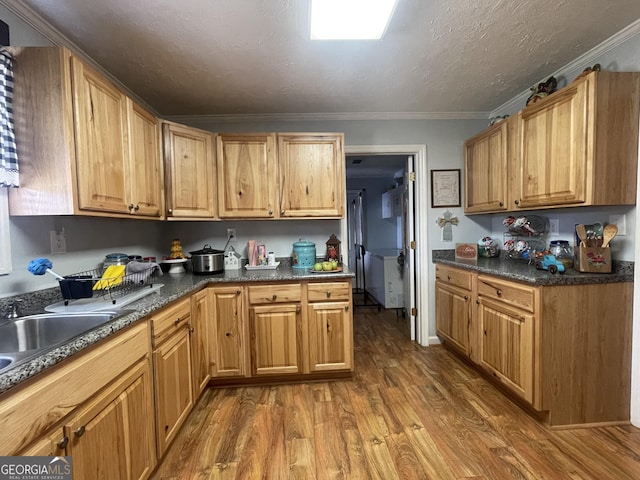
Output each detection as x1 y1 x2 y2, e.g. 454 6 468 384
574 246 611 273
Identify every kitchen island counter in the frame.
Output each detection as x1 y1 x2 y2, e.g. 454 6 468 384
0 265 354 394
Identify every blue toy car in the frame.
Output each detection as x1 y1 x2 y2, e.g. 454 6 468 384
535 254 566 274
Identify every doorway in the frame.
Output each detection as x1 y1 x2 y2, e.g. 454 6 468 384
341 145 428 345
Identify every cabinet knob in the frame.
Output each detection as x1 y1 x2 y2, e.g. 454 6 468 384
268 209 273 215
236 290 241 295
326 291 332 298
188 324 195 333
174 318 181 325
499 202 503 207
74 426 86 438
476 299 480 305
514 200 520 206
344 305 349 312
306 185 309 195
326 322 331 332
226 332 231 337
464 295 468 300
296 305 301 313
447 275 451 281
128 203 135 211
168 208 173 214
496 289 502 296
57 436 69 449
272 294 277 301
134 204 140 212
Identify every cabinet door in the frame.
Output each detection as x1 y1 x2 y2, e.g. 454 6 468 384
154 327 194 456
278 133 344 217
464 119 509 213
477 296 534 403
71 56 130 214
518 82 588 208
190 289 211 397
210 286 248 377
19 431 66 457
66 359 156 480
435 281 471 356
128 100 163 217
250 303 301 375
307 300 353 371
163 122 215 218
216 133 277 218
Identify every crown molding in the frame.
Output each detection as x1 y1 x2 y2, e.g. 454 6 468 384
490 18 640 117
163 111 490 124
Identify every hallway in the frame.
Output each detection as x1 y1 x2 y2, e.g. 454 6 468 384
153 307 640 479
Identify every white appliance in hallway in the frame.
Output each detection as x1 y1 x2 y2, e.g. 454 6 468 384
363 248 404 308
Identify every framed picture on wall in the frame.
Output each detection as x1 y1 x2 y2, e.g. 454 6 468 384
430 169 460 208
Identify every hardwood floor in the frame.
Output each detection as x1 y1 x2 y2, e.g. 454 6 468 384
152 307 640 479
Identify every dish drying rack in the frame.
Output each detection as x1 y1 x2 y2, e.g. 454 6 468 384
58 266 157 306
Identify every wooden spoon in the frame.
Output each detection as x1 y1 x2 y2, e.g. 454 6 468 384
576 224 587 247
601 224 618 248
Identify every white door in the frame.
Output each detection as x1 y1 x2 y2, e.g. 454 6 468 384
402 156 417 340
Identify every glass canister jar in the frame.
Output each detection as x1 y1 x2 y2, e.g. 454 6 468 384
549 240 574 269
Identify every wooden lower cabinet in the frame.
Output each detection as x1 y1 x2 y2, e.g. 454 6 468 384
190 289 211 396
67 359 156 480
18 431 65 456
476 296 534 404
209 286 248 377
250 303 302 375
307 299 353 372
434 264 634 427
435 280 471 356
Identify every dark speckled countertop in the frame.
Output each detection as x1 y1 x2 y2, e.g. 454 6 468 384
0 264 354 395
432 249 634 286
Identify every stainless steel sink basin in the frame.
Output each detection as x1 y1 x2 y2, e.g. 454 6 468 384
0 311 129 374
0 312 118 353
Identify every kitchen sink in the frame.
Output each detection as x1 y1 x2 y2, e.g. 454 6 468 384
0 311 128 374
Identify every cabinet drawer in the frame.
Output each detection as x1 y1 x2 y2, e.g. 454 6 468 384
151 297 191 344
248 284 302 304
477 275 536 313
435 264 473 291
307 281 351 302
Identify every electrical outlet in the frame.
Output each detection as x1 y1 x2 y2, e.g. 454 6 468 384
226 228 236 241
609 214 627 235
49 229 67 254
549 219 559 235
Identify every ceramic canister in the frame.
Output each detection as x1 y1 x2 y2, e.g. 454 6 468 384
292 239 316 269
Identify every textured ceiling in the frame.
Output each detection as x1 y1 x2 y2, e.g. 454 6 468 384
5 0 640 117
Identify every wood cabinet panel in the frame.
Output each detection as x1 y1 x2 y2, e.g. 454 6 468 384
464 119 509 213
151 297 191 345
209 286 248 377
307 281 351 302
250 303 301 375
19 431 66 457
477 297 534 404
477 275 536 313
190 289 211 397
163 122 216 218
128 100 163 217
0 322 149 455
67 359 156 480
435 264 474 291
248 283 302 304
435 280 471 356
307 300 353 372
216 133 277 218
154 327 194 456
278 133 344 217
71 55 131 214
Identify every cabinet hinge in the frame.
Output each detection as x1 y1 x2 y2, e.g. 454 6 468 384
410 241 416 250
411 307 417 316
409 172 416 182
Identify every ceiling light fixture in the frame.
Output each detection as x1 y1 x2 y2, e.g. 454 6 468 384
310 0 398 40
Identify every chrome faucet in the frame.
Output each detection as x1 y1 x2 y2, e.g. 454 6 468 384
3 299 22 319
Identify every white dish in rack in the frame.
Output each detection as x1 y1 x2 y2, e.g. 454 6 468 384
245 262 280 270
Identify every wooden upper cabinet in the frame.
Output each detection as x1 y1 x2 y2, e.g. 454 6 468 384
163 121 216 219
216 133 277 218
517 71 640 209
278 133 345 218
128 100 164 217
8 47 164 219
71 56 131 214
464 117 511 214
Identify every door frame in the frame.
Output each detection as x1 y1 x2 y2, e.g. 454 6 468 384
342 144 430 346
